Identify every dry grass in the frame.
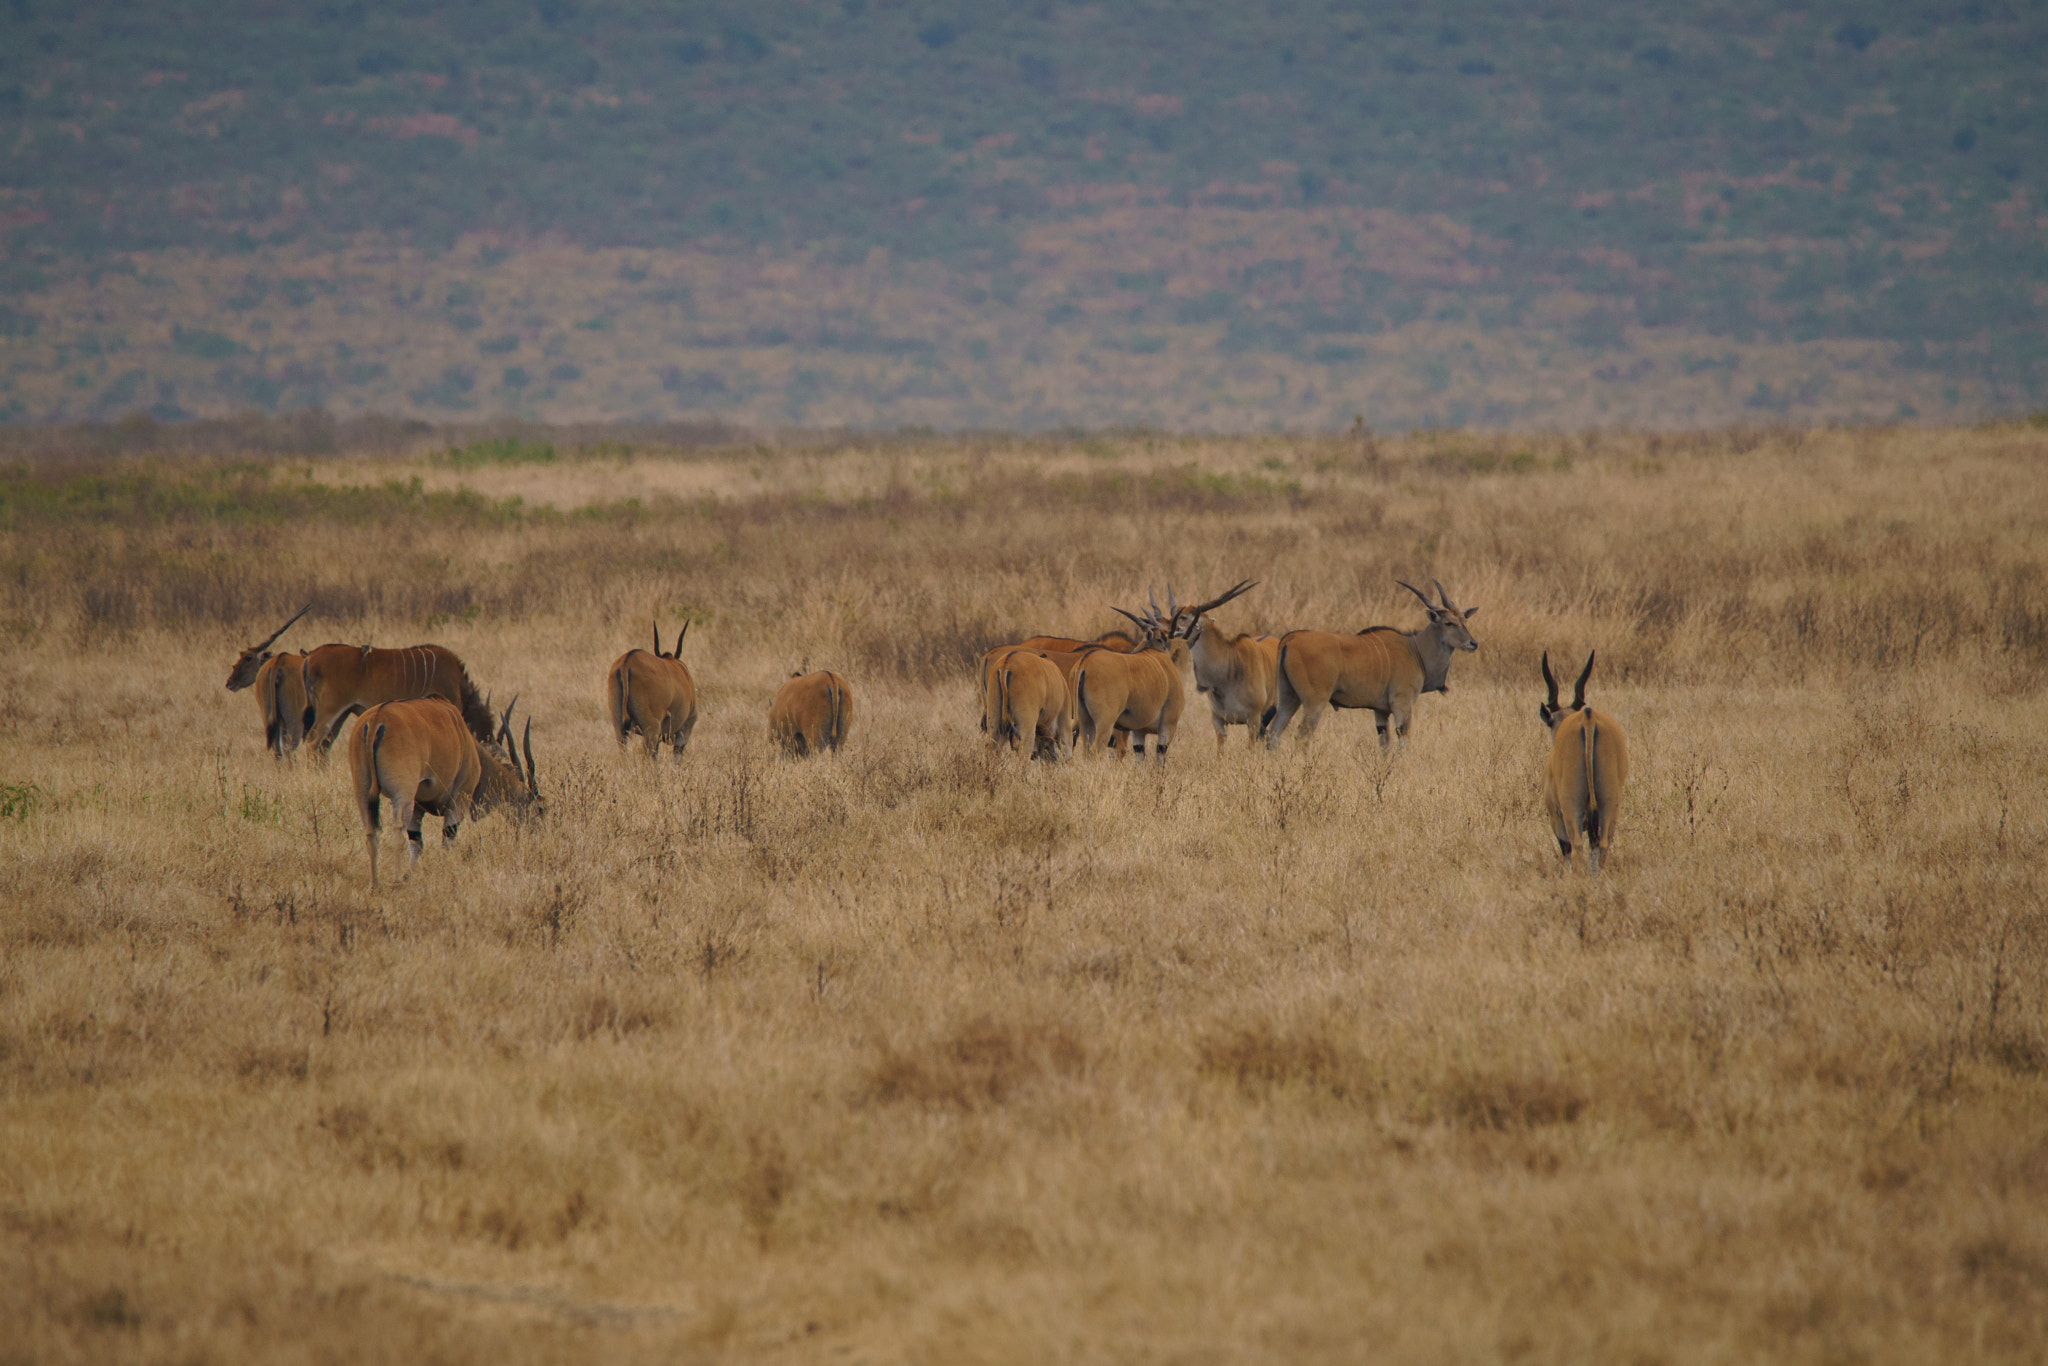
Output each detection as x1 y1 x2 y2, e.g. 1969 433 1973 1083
2 422 2045 1363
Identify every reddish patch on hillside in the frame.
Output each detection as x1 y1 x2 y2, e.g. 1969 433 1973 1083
1680 169 1827 224
1084 90 1184 116
370 114 479 150
1021 202 1492 304
975 132 1017 153
182 89 244 117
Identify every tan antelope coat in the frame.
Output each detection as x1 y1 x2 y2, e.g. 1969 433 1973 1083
606 622 698 757
253 651 309 758
302 642 495 755
1539 652 1630 873
1069 636 1189 764
1266 580 1478 750
348 696 541 886
769 670 854 756
984 649 1072 760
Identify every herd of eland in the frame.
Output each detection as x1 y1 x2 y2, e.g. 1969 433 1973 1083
223 576 1629 883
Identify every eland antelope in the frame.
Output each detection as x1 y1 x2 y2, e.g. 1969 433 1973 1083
1538 651 1630 873
984 648 1072 760
253 651 310 758
301 642 496 757
1266 579 1478 750
348 695 542 886
1163 580 1280 749
224 603 312 692
606 620 699 757
1069 608 1189 765
1015 628 1138 655
770 670 854 756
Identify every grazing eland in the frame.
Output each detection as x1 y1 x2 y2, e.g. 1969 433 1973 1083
1538 651 1630 873
348 696 542 886
606 619 699 757
1265 579 1479 750
300 642 496 757
770 670 854 756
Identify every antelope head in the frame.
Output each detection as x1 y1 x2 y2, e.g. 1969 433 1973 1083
1538 651 1595 733
1397 578 1479 653
1168 579 1259 641
481 697 545 818
225 602 311 691
1115 605 1190 668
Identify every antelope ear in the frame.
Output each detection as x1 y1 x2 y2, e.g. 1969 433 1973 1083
1462 607 1478 620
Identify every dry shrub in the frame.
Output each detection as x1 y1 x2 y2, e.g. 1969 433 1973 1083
1197 1023 1368 1101
1437 1070 1589 1131
865 1016 1087 1110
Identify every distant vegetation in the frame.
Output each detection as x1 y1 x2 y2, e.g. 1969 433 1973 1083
1 1 2043 425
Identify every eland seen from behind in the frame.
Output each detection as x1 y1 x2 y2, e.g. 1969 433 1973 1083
1538 651 1630 874
1069 607 1189 765
983 648 1072 761
770 670 854 757
606 619 699 758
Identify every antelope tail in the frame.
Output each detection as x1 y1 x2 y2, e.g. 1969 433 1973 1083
996 666 1013 745
1074 664 1095 742
366 722 387 830
613 663 635 741
266 656 287 755
1582 717 1601 842
300 659 319 737
827 675 844 747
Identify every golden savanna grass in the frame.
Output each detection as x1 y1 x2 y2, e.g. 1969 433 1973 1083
2 423 2046 1363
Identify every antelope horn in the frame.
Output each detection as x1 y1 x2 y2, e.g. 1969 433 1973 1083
674 620 688 655
1541 652 1559 709
1167 584 1179 619
1188 579 1259 617
1395 579 1438 614
1148 586 1163 622
250 602 312 652
1572 651 1595 711
499 692 519 738
503 714 520 769
1433 578 1461 613
522 718 537 790
653 618 663 658
1112 606 1152 633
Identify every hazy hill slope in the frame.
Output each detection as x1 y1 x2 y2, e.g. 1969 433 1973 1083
2 1 2043 426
